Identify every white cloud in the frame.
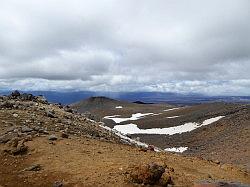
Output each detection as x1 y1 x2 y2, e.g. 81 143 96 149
1 79 250 96
0 0 250 95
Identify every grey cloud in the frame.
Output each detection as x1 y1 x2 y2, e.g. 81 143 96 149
0 0 250 95
0 48 117 80
1 78 250 96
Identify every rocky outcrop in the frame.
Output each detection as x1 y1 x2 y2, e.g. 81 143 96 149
0 91 123 157
0 91 48 106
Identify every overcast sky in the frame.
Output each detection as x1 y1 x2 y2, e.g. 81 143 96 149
0 0 250 95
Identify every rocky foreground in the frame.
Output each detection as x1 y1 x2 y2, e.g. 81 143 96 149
0 92 250 186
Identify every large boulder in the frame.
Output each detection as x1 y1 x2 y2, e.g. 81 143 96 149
129 163 165 185
4 139 28 155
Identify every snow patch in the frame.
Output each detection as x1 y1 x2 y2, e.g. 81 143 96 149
202 117 224 126
166 116 180 119
103 113 153 123
103 115 121 118
165 147 188 153
164 107 180 112
113 116 224 135
115 106 123 109
151 113 163 116
99 124 161 152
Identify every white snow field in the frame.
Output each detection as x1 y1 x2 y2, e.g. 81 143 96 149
104 113 154 123
104 107 182 123
113 116 224 135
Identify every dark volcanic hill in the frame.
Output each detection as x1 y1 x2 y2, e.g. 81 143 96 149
71 96 130 113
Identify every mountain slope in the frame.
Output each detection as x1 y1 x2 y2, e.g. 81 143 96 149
1 92 250 186
137 106 250 169
71 96 250 171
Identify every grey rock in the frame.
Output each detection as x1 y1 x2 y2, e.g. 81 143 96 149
48 134 57 141
53 181 63 187
64 106 73 113
0 134 13 143
6 126 17 133
25 119 31 123
33 126 41 131
23 164 41 171
41 130 49 135
20 93 34 101
13 113 18 118
36 96 48 104
0 101 14 109
11 90 21 98
21 126 33 133
46 110 55 118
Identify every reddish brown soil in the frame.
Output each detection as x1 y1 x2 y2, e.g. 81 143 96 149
0 135 249 187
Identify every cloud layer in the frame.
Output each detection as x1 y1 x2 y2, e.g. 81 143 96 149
0 0 250 95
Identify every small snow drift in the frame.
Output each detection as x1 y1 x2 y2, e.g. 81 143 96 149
164 107 180 112
104 113 153 123
104 115 121 118
151 113 163 116
113 116 224 135
115 106 123 109
166 116 180 119
165 147 188 153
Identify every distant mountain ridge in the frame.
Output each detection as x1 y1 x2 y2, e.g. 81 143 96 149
1 90 250 105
